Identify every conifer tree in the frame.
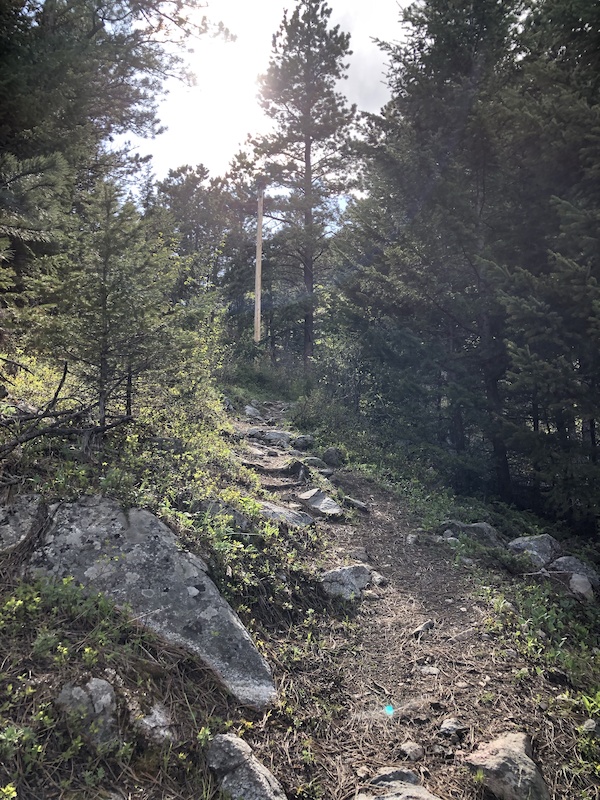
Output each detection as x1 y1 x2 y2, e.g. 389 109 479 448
253 0 355 368
30 181 176 427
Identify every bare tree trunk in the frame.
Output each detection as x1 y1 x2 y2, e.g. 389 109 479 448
303 135 314 372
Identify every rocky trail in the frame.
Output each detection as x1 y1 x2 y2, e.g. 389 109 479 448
229 401 599 800
0 400 598 800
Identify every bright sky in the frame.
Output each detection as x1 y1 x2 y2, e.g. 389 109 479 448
135 0 407 179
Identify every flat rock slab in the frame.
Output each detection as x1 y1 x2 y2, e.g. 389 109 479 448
465 732 550 800
27 496 276 710
508 534 562 567
207 733 288 800
0 493 47 553
298 488 343 518
259 501 314 528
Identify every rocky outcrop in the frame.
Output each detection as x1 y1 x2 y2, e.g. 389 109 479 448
27 496 276 710
464 732 550 800
207 733 288 800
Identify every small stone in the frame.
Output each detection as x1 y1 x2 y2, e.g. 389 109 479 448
343 496 370 512
439 718 466 736
371 766 420 786
504 649 518 659
370 570 388 587
207 733 286 800
400 741 425 761
244 405 263 420
581 719 597 734
321 564 372 600
420 666 440 676
455 681 469 689
298 488 343 518
407 533 419 545
412 620 435 637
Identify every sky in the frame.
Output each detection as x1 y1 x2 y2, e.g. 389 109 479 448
132 0 407 179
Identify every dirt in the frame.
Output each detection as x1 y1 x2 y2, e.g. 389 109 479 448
231 406 598 800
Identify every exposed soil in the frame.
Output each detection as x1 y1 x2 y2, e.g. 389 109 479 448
232 405 599 800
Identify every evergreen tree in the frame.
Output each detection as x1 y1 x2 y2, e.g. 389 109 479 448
252 0 355 368
29 180 176 427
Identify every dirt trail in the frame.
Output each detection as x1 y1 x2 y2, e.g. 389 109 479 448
233 406 589 800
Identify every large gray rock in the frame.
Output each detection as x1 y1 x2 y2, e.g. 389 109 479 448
320 564 372 600
259 501 314 528
28 496 276 710
464 732 550 800
548 556 600 587
569 573 595 601
321 447 345 467
439 520 505 549
263 430 292 448
56 678 119 752
508 534 562 568
291 434 314 451
298 488 343 518
0 493 47 553
207 733 287 800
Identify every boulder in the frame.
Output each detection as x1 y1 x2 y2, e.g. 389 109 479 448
207 733 287 800
258 501 314 528
28 496 276 710
291 434 314 451
244 405 264 420
263 430 292 448
56 678 119 752
548 556 599 587
321 446 345 467
298 488 343 518
439 520 505 549
0 493 47 553
320 564 371 600
569 573 595 601
302 457 329 470
464 732 550 800
508 534 562 567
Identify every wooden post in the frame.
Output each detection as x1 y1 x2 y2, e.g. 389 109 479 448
254 181 265 344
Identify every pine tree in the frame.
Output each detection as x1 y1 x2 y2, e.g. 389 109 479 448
29 180 176 427
252 0 355 369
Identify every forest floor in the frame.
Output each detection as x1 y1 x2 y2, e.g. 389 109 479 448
232 404 599 800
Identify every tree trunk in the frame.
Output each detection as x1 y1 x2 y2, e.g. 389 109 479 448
303 135 314 372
